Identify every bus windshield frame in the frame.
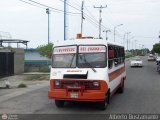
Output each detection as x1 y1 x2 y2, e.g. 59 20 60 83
52 45 107 68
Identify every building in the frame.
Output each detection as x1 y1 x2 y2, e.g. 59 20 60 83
24 48 51 72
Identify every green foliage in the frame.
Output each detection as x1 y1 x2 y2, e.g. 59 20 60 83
125 54 134 58
37 43 53 58
18 83 27 88
152 43 160 53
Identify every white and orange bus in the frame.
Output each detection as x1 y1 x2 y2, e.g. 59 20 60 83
48 36 126 110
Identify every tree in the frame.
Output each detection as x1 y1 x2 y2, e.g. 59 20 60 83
152 43 160 53
37 43 53 58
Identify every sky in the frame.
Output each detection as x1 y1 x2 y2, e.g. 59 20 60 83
0 0 160 50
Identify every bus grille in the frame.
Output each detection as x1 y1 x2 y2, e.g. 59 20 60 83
54 80 100 90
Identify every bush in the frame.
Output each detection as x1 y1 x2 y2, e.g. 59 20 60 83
125 54 134 58
18 83 27 88
37 43 53 58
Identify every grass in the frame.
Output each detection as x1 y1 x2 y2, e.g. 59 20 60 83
18 83 27 88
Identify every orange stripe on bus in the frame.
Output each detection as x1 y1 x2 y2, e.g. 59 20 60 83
109 67 125 82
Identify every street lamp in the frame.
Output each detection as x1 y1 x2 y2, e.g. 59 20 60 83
126 32 131 52
103 30 111 40
135 40 137 55
46 8 50 44
114 24 123 42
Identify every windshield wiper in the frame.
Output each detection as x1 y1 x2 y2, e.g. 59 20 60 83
68 54 76 67
82 55 97 72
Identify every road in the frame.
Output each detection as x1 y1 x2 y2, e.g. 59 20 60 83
0 56 160 119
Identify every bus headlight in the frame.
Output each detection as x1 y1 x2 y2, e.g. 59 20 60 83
55 80 60 86
93 81 99 87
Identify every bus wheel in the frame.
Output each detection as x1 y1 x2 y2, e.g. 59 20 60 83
117 79 124 93
55 100 64 108
98 100 107 110
106 90 110 104
98 91 109 110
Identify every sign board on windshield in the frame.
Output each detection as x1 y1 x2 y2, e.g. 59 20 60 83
79 46 106 53
53 46 77 54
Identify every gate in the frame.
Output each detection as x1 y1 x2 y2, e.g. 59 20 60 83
0 52 14 77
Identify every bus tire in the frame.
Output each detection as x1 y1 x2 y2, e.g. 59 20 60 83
98 100 107 110
55 100 64 108
106 90 110 104
117 79 124 93
98 91 109 110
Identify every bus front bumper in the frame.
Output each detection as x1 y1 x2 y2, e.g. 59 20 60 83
48 90 106 102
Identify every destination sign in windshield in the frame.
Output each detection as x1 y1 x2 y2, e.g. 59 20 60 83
79 46 106 53
53 46 77 54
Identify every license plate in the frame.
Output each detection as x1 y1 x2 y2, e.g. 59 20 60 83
70 93 78 98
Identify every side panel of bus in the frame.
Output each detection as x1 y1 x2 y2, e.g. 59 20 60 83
107 44 126 95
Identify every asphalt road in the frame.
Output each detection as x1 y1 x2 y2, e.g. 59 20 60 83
0 56 160 119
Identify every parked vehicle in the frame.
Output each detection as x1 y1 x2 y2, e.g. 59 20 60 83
48 34 126 110
156 56 160 64
157 61 160 74
148 54 155 61
130 57 143 67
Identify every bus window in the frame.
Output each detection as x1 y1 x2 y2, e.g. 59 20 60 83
78 53 106 68
114 46 119 66
108 45 114 69
52 46 77 68
52 54 76 68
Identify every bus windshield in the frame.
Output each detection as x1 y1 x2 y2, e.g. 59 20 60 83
78 45 107 68
52 54 76 68
52 45 107 68
52 46 77 68
78 53 106 68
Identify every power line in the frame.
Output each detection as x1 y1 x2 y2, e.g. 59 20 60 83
135 36 158 39
58 0 81 12
84 15 99 28
18 0 46 9
28 0 64 12
19 0 80 15
19 0 125 40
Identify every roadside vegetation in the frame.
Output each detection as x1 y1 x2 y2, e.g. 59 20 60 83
17 83 27 88
37 43 53 58
152 43 160 54
24 75 49 81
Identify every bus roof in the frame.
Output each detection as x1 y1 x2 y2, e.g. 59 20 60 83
53 39 124 48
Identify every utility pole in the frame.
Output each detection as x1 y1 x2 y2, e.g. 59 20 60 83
127 33 128 52
64 0 67 40
103 30 110 40
114 24 123 42
159 31 160 43
123 33 126 46
135 40 137 55
132 40 134 54
81 1 85 35
126 32 131 52
46 8 50 44
94 5 107 39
